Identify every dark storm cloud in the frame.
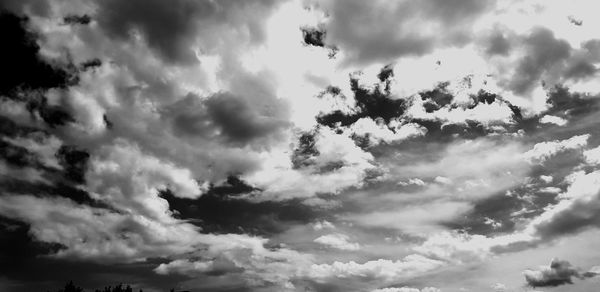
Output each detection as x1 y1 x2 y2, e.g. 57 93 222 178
291 130 320 169
419 82 454 113
509 28 571 95
497 27 600 94
80 59 102 71
315 0 495 65
204 93 289 145
524 258 599 287
63 14 91 25
56 145 90 184
545 85 600 119
159 176 325 236
316 67 406 128
167 92 290 146
301 27 326 47
97 0 280 64
300 26 339 58
567 15 583 26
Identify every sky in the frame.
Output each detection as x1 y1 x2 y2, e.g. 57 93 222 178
1 0 600 291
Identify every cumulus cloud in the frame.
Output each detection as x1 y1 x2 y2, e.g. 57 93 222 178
583 145 600 165
154 233 314 290
539 115 568 126
314 233 360 251
313 220 335 230
524 258 600 287
0 194 202 262
523 134 589 163
525 170 600 240
246 126 376 200
348 118 427 146
86 139 204 220
308 254 444 282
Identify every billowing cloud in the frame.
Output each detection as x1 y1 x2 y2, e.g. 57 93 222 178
524 258 600 287
523 134 589 163
4 0 600 291
308 254 444 282
314 233 360 250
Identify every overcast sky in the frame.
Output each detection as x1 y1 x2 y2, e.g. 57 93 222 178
1 0 600 291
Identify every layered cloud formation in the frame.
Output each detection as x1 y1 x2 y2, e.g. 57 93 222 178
2 0 600 292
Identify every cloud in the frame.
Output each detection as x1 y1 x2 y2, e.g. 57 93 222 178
159 177 323 235
154 259 216 276
491 283 507 292
86 139 204 220
523 134 589 163
372 287 441 292
96 0 282 64
308 0 495 65
313 220 335 231
524 258 600 287
165 91 290 146
0 195 201 262
308 254 444 282
539 115 568 126
525 170 600 240
414 231 493 262
583 145 600 165
246 126 376 200
153 233 314 290
508 28 571 95
348 118 427 146
314 233 360 250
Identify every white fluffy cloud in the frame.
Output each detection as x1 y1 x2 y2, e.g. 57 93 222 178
308 254 444 281
0 195 202 262
246 127 376 200
348 118 427 145
314 233 360 251
524 134 589 163
86 139 204 221
539 115 568 126
583 145 600 165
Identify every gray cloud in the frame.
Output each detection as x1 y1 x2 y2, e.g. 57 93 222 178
482 28 513 57
509 27 571 95
311 0 495 65
166 91 290 147
97 0 282 64
524 258 599 287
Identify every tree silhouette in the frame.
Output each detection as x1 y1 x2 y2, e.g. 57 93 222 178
48 281 172 292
